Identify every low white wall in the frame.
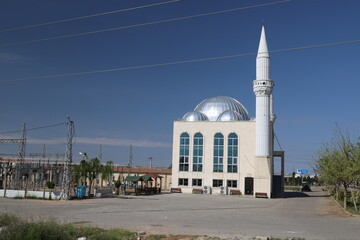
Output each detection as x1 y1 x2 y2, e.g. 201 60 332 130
0 190 59 199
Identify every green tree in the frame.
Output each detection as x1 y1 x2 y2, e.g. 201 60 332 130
87 158 102 196
46 180 55 200
101 161 113 187
115 180 121 195
315 128 360 209
72 160 89 186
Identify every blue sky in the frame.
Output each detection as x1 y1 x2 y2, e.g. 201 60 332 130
0 0 359 173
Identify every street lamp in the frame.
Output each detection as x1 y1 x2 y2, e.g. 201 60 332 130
79 152 88 161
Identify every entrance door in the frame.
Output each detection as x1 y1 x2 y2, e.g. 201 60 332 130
244 177 254 195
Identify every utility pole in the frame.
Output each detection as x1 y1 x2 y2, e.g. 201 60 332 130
148 157 153 169
61 116 74 200
42 144 46 158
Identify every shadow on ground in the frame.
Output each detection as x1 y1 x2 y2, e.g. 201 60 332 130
283 191 330 198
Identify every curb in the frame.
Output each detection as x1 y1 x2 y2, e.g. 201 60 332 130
329 194 360 217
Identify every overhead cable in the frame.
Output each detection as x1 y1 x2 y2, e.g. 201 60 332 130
1 38 359 83
0 0 182 33
0 122 67 135
274 132 283 152
0 0 292 48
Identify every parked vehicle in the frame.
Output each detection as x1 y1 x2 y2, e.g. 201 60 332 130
301 182 311 192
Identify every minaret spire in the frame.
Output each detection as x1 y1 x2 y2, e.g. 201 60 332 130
253 25 273 157
257 25 269 58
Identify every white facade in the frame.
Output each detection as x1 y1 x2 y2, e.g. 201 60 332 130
172 121 256 194
171 26 277 198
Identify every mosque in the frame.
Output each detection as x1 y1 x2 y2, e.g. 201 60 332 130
171 26 284 198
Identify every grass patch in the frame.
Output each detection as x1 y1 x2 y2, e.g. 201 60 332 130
12 195 46 200
0 213 19 227
0 214 136 240
268 238 305 240
0 213 306 240
146 234 167 240
326 186 360 215
89 229 136 240
284 186 300 191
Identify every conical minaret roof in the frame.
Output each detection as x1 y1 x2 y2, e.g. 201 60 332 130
257 25 269 58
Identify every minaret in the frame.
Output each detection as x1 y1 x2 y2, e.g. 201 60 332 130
253 25 274 157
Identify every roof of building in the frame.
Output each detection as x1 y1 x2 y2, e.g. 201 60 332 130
181 96 249 122
114 167 171 175
182 111 209 121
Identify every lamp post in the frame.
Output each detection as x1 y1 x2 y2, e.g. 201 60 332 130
79 152 88 161
148 157 153 169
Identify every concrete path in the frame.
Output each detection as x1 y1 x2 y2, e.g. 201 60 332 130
0 187 359 239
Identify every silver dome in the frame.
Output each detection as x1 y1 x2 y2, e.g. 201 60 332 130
182 111 209 121
194 96 249 121
217 110 244 121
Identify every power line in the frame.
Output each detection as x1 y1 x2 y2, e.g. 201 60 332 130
1 38 359 83
0 0 182 33
0 122 66 135
0 0 292 48
274 132 283 151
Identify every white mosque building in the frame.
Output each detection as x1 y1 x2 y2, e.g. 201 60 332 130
171 26 284 198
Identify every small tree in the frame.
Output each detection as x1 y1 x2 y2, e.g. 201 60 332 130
46 180 55 200
115 180 121 195
315 127 360 209
87 158 102 196
101 161 113 187
350 190 360 211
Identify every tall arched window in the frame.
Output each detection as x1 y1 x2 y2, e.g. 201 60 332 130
213 133 224 172
228 133 238 173
179 132 189 171
193 132 203 172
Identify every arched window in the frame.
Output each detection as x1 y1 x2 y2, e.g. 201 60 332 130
179 132 189 171
228 133 238 173
213 133 224 172
193 132 203 172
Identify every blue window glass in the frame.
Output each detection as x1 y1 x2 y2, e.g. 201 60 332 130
213 133 224 172
228 133 238 173
179 133 189 171
193 132 203 172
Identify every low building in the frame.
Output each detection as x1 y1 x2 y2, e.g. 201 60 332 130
112 167 172 191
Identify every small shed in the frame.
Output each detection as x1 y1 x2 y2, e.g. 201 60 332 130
124 176 143 183
142 173 163 193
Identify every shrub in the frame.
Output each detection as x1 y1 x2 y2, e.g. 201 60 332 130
88 228 136 240
0 219 76 240
0 213 19 227
0 213 137 240
46 181 55 189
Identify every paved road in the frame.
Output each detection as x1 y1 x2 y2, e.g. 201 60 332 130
1 187 359 239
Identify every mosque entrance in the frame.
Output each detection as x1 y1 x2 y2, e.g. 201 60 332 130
244 177 253 195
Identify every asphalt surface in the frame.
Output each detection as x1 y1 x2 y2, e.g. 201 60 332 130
1 187 359 240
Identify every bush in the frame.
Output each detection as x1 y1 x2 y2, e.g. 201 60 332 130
284 186 300 191
0 218 76 240
0 214 137 240
46 181 55 189
0 213 19 227
89 229 136 240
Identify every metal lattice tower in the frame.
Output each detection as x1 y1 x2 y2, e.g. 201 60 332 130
61 116 74 200
14 123 26 189
128 144 133 168
98 144 103 162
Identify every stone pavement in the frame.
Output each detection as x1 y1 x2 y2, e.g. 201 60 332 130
0 187 359 239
